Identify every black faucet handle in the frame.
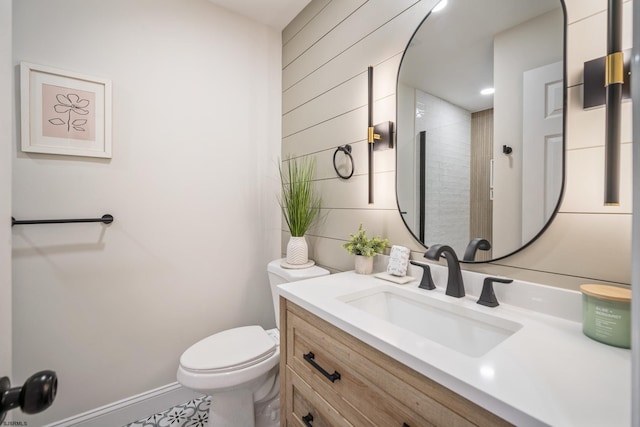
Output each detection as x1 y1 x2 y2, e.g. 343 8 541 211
477 277 513 307
409 261 436 290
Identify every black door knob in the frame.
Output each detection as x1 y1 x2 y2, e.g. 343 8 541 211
0 370 57 423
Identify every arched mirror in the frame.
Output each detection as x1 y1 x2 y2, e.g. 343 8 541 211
396 0 566 262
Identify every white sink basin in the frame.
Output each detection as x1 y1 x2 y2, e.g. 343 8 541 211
338 286 522 357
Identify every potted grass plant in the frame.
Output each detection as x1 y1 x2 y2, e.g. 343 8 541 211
342 224 389 274
278 156 321 267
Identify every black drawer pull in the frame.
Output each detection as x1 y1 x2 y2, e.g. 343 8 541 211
403 424 410 427
302 412 314 426
303 352 341 383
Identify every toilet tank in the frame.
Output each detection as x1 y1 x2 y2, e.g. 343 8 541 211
268 259 329 328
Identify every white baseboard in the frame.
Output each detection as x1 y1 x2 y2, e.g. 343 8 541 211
44 383 203 427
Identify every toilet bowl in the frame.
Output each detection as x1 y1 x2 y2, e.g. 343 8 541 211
177 259 329 427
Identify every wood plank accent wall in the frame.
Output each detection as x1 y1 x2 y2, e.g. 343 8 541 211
470 109 494 262
281 0 632 290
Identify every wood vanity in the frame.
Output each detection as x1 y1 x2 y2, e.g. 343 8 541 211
277 269 631 426
280 298 511 426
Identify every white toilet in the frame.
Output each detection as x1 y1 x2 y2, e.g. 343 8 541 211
177 259 329 427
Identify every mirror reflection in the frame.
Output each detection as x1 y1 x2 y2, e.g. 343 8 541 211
397 0 565 262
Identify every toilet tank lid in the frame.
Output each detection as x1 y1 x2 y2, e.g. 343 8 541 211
268 259 330 282
180 326 275 371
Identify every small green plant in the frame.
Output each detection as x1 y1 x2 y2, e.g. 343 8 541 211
342 224 389 257
278 156 322 237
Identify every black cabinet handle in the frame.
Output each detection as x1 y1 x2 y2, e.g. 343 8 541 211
303 352 341 383
403 424 410 427
302 412 314 426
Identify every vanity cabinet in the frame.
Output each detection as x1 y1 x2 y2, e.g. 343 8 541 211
280 298 511 427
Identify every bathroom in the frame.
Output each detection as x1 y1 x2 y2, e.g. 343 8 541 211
0 0 637 425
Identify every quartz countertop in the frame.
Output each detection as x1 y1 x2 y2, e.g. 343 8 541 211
277 265 631 427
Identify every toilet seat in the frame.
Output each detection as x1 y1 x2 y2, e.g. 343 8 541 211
180 325 276 374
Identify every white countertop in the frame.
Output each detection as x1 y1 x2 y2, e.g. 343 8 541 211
277 264 631 427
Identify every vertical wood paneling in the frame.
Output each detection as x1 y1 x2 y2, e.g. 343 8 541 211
282 0 632 288
470 109 494 261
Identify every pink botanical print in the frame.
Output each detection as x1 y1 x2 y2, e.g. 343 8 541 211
50 93 89 131
42 83 96 142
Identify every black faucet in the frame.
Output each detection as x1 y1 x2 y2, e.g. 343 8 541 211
462 238 491 261
424 244 464 298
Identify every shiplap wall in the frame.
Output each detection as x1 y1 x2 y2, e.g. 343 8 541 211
281 0 633 290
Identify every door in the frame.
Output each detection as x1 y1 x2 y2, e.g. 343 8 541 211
522 61 563 243
1 0 12 388
0 7 57 423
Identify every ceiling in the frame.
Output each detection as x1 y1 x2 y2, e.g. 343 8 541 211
207 0 311 30
399 0 562 113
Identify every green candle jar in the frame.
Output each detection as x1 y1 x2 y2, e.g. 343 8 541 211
580 284 631 349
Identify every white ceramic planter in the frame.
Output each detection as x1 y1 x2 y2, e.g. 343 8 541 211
354 255 373 274
286 236 309 265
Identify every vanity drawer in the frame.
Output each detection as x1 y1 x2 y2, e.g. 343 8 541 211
284 366 352 427
283 299 511 427
287 309 442 426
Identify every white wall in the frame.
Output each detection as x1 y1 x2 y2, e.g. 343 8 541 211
12 0 282 424
283 0 632 289
0 0 12 392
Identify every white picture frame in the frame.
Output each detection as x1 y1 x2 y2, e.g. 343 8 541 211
20 62 112 158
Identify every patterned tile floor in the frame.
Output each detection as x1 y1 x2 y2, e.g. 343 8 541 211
123 396 211 427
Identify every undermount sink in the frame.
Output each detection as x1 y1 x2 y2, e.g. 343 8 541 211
338 286 522 357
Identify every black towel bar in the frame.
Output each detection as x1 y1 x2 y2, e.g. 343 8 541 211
11 214 114 227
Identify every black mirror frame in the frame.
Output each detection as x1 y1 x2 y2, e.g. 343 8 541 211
394 0 568 263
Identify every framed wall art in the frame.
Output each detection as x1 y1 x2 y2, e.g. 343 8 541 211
20 62 112 158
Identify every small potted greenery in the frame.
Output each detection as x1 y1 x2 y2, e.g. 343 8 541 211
278 156 321 266
342 224 389 274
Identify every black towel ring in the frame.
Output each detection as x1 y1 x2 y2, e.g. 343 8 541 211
333 145 354 179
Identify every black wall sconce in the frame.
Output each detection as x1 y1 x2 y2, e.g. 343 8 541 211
583 0 627 206
367 66 394 204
